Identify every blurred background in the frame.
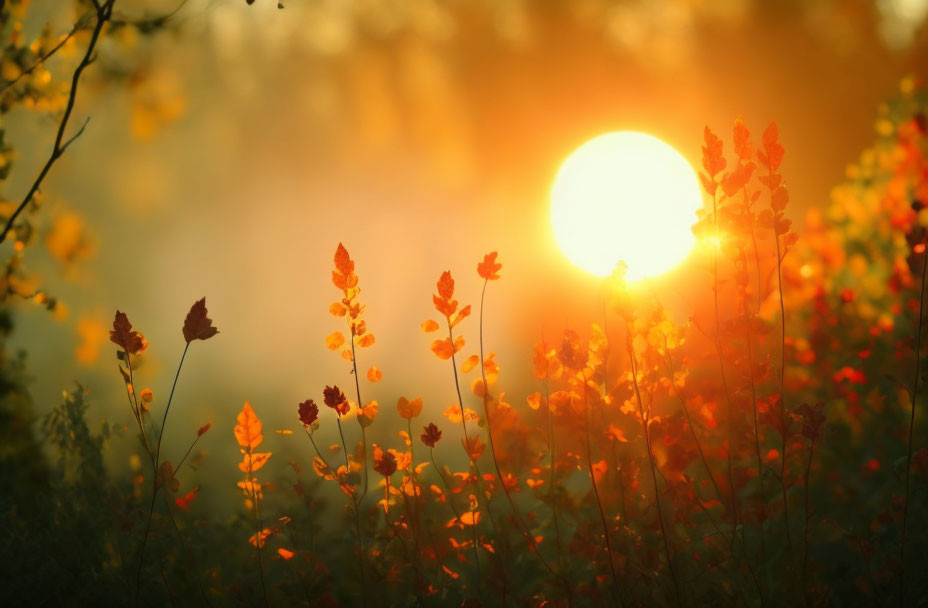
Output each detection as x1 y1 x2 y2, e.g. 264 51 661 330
5 0 927 498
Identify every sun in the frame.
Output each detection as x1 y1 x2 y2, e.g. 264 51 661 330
551 131 702 280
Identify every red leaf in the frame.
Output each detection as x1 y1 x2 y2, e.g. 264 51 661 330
183 298 219 343
110 310 147 355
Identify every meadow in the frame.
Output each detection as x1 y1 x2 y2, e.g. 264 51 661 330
1 1 927 607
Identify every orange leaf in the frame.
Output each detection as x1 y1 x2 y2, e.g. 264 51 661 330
329 302 347 317
175 487 199 510
461 355 479 373
397 396 423 420
367 366 383 383
239 452 271 473
431 338 455 360
421 319 439 333
526 392 542 410
234 402 263 450
326 331 345 350
249 528 274 548
277 548 295 560
358 333 375 348
459 510 480 526
477 251 502 280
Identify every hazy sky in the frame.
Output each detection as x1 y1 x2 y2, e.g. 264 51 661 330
7 0 927 490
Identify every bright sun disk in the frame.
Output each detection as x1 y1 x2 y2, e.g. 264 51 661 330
551 131 702 280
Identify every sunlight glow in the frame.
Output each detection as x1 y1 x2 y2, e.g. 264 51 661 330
551 131 702 280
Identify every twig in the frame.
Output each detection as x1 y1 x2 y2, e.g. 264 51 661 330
1 1 113 245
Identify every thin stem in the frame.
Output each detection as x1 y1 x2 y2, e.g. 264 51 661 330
801 435 817 607
899 243 927 607
445 319 484 582
136 341 190 603
770 169 793 548
628 336 682 607
580 369 623 606
478 279 556 577
349 336 369 503
335 414 369 608
710 186 741 544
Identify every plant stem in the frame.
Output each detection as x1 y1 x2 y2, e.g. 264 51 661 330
135 342 190 603
770 170 792 548
478 279 556 577
579 368 623 606
628 335 682 607
710 186 741 545
899 243 927 607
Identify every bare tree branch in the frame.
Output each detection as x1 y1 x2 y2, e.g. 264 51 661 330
0 1 114 245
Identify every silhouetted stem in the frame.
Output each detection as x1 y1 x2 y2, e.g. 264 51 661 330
136 342 190 603
335 414 368 608
710 186 741 545
628 335 682 607
477 279 557 578
899 244 927 607
445 320 484 583
349 336 369 502
801 435 817 607
579 369 623 606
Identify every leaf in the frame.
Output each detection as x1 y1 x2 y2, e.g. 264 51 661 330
183 298 219 343
312 457 336 480
459 511 480 526
461 355 479 373
239 451 271 473
249 528 274 548
277 548 295 560
397 396 423 420
234 402 263 450
462 434 486 462
437 270 454 300
326 331 345 350
526 391 542 410
431 338 455 360
110 310 147 355
197 422 211 437
421 422 442 447
421 319 440 333
175 487 199 510
329 302 347 317
358 333 375 347
444 404 478 424
367 366 383 383
358 400 378 427
477 251 502 280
